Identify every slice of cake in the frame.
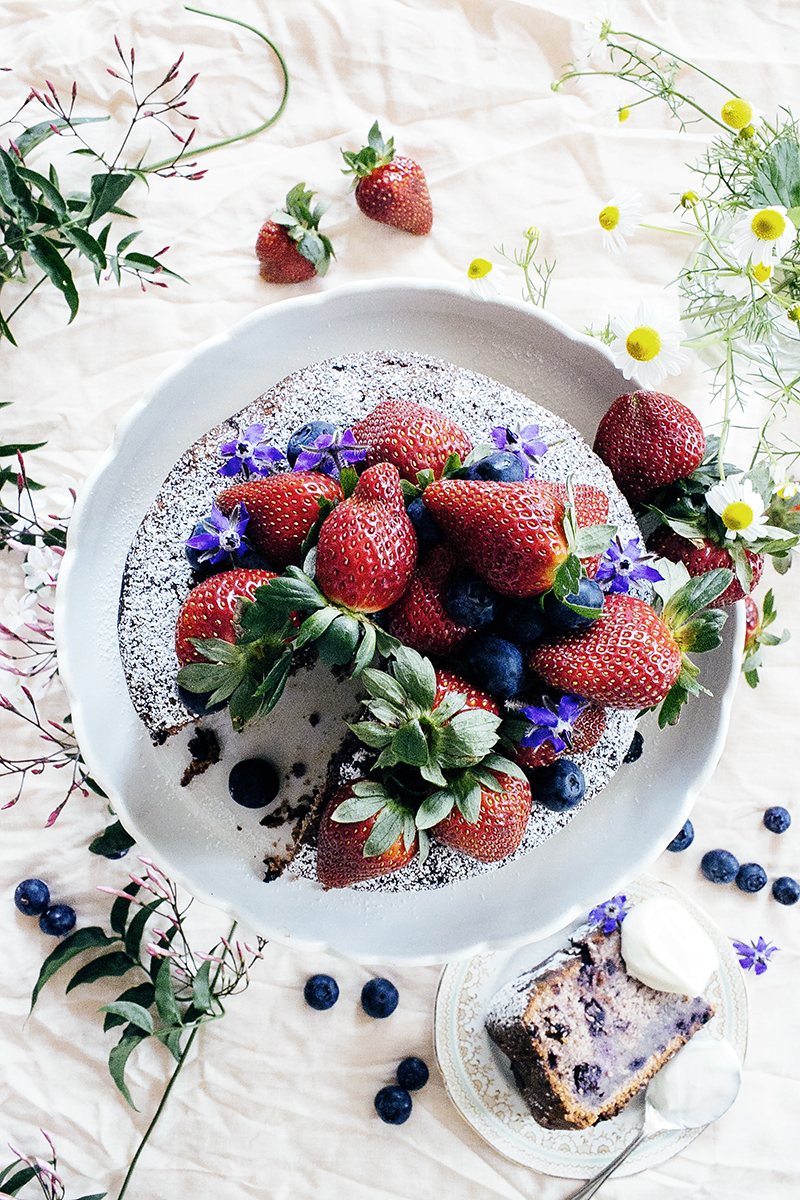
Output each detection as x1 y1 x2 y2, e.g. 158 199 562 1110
485 923 715 1130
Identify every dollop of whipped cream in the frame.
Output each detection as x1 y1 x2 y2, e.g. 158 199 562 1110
647 1036 742 1128
620 896 718 995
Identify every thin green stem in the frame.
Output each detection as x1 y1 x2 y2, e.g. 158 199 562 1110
141 9 289 173
611 29 739 98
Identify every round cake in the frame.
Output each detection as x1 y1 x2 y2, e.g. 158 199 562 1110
117 351 648 892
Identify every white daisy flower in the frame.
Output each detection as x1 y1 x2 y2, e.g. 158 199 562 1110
706 475 770 541
732 205 796 269
770 464 799 500
608 301 690 388
466 257 506 301
22 540 63 592
598 187 642 253
580 6 616 60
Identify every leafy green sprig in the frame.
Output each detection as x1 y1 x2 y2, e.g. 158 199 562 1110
2 1131 104 1200
742 587 790 686
496 225 556 308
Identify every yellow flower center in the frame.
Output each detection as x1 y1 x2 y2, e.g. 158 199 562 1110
625 326 661 362
468 258 493 280
618 107 630 123
681 191 699 208
721 98 753 130
751 209 786 242
752 262 772 283
599 205 620 231
722 501 754 531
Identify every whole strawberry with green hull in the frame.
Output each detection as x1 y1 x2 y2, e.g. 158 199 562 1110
217 472 343 570
647 526 764 608
529 569 733 724
255 183 334 284
428 770 531 862
593 390 706 504
351 397 472 482
341 121 432 235
317 780 418 888
175 569 278 665
386 542 476 656
422 478 610 597
315 463 417 612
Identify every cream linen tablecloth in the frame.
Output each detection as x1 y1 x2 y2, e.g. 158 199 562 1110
2 1 799 1197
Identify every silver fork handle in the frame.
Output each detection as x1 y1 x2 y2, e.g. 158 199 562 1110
561 1126 647 1200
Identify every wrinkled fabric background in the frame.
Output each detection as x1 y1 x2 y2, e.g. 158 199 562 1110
2 1 799 1197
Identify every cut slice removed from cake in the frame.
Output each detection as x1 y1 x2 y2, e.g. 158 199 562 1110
484 924 715 1130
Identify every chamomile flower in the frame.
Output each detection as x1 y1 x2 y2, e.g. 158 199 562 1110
721 98 754 131
467 257 505 300
732 205 796 269
598 187 642 253
771 465 799 500
580 7 616 60
706 474 770 542
608 301 689 388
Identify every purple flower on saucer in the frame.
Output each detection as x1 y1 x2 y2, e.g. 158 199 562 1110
732 936 780 975
185 502 249 565
293 428 367 476
489 424 548 476
596 535 663 594
588 894 629 934
519 693 588 755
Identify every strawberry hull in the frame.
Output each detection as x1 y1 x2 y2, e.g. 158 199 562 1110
647 527 764 607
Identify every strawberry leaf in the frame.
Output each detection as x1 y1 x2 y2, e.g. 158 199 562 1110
432 691 468 722
392 719 429 766
482 752 527 781
553 555 582 600
361 668 407 708
419 759 448 787
351 621 377 675
348 720 394 749
573 523 617 557
416 789 456 829
663 567 732 629
188 637 239 663
363 807 404 857
678 607 728 654
294 605 339 648
418 827 431 865
317 614 360 665
332 793 388 823
455 778 482 825
374 627 402 657
402 811 417 852
392 645 437 711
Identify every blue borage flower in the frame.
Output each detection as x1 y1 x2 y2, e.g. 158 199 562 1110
588 894 629 934
489 424 548 477
732 936 780 975
519 693 589 755
595 535 663 594
293 428 367 476
185 502 249 565
219 423 287 477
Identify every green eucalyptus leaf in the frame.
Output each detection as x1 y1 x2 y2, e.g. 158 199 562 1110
154 956 182 1028
0 147 38 223
108 1029 146 1109
31 927 119 1009
66 951 136 993
16 165 68 217
64 224 108 268
100 1001 154 1034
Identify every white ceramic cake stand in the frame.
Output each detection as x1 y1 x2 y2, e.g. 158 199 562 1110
56 279 743 964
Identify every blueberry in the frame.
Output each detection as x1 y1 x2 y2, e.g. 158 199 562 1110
466 636 525 699
286 420 337 466
459 450 525 482
494 597 547 647
667 820 694 853
304 973 339 1010
542 577 604 632
228 758 280 809
445 572 496 627
177 684 227 717
772 876 800 905
361 977 399 1018
374 1085 412 1124
14 878 50 916
396 1056 429 1091
736 862 768 893
39 904 76 937
406 497 442 549
530 759 586 812
700 849 739 884
623 730 644 764
764 806 791 834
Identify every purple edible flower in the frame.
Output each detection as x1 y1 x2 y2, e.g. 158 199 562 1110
219 423 287 477
185 502 249 565
588 894 629 934
519 693 588 755
595 535 663 594
732 936 780 976
489 424 548 477
293 428 367 476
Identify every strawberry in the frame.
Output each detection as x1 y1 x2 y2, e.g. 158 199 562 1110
431 770 531 862
593 390 706 504
175 569 277 665
433 668 500 716
217 472 343 570
314 463 417 612
647 526 764 608
341 121 432 235
513 701 607 770
744 595 759 645
386 542 476 656
255 183 334 284
316 780 417 888
421 478 609 597
351 397 472 482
